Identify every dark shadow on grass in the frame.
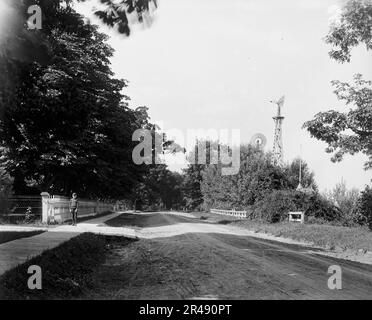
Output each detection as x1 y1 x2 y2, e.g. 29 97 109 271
0 233 136 300
0 231 45 245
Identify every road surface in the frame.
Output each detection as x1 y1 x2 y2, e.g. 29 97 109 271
87 212 372 300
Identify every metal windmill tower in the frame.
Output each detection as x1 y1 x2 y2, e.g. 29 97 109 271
270 95 285 166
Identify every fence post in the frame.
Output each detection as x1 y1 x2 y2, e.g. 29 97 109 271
40 192 50 224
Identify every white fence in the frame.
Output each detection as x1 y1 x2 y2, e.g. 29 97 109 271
210 208 247 219
41 192 114 224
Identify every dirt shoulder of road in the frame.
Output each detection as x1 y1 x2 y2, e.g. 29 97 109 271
191 212 372 265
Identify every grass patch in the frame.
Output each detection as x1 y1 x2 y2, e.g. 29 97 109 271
0 233 136 300
0 231 45 245
234 220 372 251
191 211 372 252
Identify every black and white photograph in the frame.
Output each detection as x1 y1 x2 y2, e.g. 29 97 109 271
0 0 371 307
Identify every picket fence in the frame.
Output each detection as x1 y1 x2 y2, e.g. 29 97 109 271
210 208 247 219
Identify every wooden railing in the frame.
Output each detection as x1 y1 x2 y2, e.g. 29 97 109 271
210 208 247 219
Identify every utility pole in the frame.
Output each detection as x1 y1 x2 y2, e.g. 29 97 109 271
297 144 304 191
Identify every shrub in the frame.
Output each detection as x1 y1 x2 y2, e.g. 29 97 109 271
252 189 342 223
323 180 361 226
252 190 305 223
0 169 13 216
358 185 372 230
304 194 343 222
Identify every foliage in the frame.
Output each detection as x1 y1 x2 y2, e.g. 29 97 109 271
0 2 152 198
182 165 204 211
132 165 184 211
0 166 13 215
252 190 342 223
201 145 291 211
325 0 372 63
303 75 372 170
284 157 317 190
357 185 372 230
82 0 158 36
0 0 156 57
323 180 362 226
304 0 372 169
251 190 300 223
305 193 343 222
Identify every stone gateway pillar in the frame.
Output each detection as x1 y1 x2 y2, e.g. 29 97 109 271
40 192 50 224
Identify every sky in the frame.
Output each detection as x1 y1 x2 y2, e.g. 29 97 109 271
75 0 372 192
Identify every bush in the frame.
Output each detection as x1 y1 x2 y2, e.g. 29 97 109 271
305 194 343 222
0 169 13 216
358 185 372 230
252 190 342 223
251 190 304 223
323 180 361 226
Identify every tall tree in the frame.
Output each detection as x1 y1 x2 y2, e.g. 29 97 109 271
132 165 183 210
82 0 158 36
323 179 360 224
182 164 204 211
201 145 291 210
181 139 219 211
0 2 150 198
358 185 372 229
325 0 372 63
284 158 317 190
303 0 372 170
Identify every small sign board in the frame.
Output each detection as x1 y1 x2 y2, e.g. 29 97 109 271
287 211 304 224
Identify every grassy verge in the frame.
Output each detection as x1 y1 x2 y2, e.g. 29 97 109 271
0 233 136 300
192 211 372 252
0 231 45 245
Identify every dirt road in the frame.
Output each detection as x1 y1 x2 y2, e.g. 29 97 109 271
87 212 372 300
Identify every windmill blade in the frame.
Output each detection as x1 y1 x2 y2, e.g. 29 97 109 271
269 95 285 106
250 133 267 150
277 95 285 107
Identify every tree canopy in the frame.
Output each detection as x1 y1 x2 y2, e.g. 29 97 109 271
0 0 153 198
326 0 372 63
303 0 372 170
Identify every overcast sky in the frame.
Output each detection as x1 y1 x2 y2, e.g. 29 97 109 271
76 0 372 192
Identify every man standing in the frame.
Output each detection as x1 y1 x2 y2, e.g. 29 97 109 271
69 193 79 226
